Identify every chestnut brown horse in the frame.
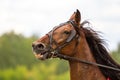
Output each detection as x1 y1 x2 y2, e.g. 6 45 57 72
32 10 120 80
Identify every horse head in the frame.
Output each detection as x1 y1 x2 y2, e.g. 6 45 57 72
32 10 81 60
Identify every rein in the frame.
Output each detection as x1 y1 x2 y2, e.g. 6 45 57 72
48 20 120 72
55 53 120 72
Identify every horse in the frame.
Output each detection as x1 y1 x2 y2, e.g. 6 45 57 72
32 9 120 80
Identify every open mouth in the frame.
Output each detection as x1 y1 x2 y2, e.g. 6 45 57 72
33 50 49 60
33 50 56 60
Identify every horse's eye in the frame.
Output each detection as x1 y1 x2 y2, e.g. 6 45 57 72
64 31 70 35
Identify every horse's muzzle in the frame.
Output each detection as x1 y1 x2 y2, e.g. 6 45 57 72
32 42 49 60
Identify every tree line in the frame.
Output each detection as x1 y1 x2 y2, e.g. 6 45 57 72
0 31 39 69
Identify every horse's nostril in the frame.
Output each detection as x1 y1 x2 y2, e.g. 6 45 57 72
36 43 45 50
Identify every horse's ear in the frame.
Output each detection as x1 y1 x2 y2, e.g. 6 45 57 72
69 9 81 25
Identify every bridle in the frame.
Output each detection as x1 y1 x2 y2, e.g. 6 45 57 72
47 20 120 72
47 20 79 56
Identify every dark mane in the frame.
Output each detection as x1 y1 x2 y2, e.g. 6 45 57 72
81 21 120 80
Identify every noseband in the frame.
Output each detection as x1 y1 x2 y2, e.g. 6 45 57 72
47 20 79 57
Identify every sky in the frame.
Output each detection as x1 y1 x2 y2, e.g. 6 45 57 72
0 0 120 51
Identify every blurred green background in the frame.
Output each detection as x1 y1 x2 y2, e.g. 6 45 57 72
0 31 120 80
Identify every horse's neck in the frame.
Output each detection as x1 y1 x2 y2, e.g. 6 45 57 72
68 35 106 80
